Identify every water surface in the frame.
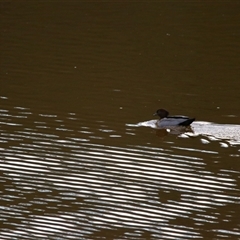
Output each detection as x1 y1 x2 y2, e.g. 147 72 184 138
1 2 240 239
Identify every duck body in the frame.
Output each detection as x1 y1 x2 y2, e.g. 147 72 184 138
154 109 195 127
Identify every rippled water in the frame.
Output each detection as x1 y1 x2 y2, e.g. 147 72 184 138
1 97 239 239
1 2 240 239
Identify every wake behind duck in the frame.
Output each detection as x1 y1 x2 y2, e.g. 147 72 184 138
126 108 240 144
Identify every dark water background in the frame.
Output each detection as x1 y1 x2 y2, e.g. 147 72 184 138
1 2 240 239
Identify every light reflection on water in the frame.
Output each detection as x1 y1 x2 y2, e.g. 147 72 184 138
0 103 239 239
131 119 240 146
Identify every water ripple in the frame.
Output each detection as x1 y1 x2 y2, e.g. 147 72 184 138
0 103 239 239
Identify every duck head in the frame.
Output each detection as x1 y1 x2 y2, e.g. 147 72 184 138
153 109 169 119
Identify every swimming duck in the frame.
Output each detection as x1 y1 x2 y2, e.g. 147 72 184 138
154 109 195 127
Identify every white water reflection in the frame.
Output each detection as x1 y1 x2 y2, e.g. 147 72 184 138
128 120 240 145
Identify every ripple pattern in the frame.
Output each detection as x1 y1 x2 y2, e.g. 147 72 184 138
0 101 240 239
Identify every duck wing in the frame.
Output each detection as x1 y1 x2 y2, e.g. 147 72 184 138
178 118 195 126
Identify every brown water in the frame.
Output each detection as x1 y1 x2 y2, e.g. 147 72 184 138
1 2 240 240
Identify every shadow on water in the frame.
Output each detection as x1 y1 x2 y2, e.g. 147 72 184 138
1 99 240 239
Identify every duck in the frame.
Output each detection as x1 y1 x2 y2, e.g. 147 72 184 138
154 109 195 127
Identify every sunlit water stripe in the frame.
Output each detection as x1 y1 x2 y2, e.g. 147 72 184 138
1 141 239 238
0 107 239 238
1 129 238 195
2 142 236 192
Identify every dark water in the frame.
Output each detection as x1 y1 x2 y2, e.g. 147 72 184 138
1 2 240 239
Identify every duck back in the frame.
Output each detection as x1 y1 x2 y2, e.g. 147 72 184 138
157 116 195 127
